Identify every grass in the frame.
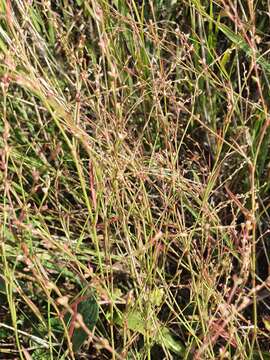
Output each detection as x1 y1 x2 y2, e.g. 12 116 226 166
1 0 270 358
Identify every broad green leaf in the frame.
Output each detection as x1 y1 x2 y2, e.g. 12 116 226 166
149 288 164 307
159 327 185 355
114 309 185 356
220 47 233 73
64 295 99 352
263 317 270 332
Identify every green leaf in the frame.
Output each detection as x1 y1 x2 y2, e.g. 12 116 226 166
149 288 164 307
192 1 270 75
114 309 185 356
220 47 233 73
252 351 270 360
65 295 99 352
159 327 185 355
217 24 270 75
263 317 270 332
32 348 51 360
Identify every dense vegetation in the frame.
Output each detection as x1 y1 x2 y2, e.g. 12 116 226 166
1 0 270 358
